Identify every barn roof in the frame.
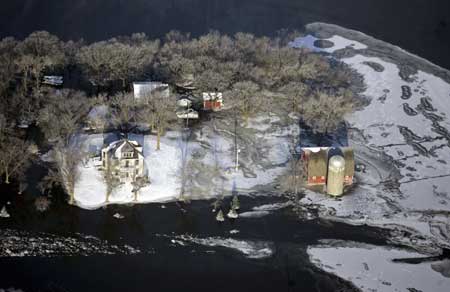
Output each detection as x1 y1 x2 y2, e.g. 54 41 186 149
305 148 328 177
342 147 355 177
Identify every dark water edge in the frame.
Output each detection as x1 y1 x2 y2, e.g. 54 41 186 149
0 190 387 292
0 252 356 292
0 0 449 69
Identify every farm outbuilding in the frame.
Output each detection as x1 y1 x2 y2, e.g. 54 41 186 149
202 92 223 111
133 81 170 99
301 147 329 186
300 146 355 195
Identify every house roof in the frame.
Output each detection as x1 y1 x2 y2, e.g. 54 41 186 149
133 81 169 98
202 92 223 101
104 139 144 159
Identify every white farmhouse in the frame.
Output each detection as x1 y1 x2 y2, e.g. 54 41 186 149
101 139 145 183
133 81 170 99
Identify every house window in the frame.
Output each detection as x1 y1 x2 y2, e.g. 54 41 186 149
125 161 129 167
123 152 133 158
135 160 138 165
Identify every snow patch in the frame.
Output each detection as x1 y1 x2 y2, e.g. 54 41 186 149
171 234 273 259
308 241 450 292
290 34 367 53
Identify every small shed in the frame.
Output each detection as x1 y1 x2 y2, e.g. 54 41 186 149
42 75 63 86
203 92 223 111
133 81 170 99
301 146 355 188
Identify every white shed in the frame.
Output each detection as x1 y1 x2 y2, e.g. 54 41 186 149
133 82 170 99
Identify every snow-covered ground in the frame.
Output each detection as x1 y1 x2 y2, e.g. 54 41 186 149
292 22 450 291
290 34 368 53
72 114 294 209
308 240 449 292
293 24 450 252
73 132 186 209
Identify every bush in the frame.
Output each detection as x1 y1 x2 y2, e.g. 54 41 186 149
34 196 51 212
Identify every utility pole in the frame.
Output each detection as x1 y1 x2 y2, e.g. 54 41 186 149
235 148 240 172
185 104 190 129
234 114 240 172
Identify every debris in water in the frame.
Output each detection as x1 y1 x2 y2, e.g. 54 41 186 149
113 213 125 219
231 195 240 210
216 210 225 222
0 206 10 218
227 208 239 219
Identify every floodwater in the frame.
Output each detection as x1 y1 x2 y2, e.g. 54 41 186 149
1 0 450 69
0 190 387 292
0 1 448 291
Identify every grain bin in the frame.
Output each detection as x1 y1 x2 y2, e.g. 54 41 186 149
327 155 346 197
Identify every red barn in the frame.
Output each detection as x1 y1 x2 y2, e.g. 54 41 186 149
301 148 329 186
203 92 223 111
301 147 355 187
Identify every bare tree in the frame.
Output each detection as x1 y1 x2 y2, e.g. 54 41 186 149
226 81 262 124
37 89 92 144
278 82 309 115
48 143 85 205
0 135 33 184
301 91 355 134
132 176 149 202
0 37 18 95
77 38 159 89
297 53 330 82
86 94 110 134
109 92 138 134
280 158 305 195
103 158 119 203
14 31 65 93
142 92 176 150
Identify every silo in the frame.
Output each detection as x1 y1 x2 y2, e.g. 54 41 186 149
327 155 346 197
